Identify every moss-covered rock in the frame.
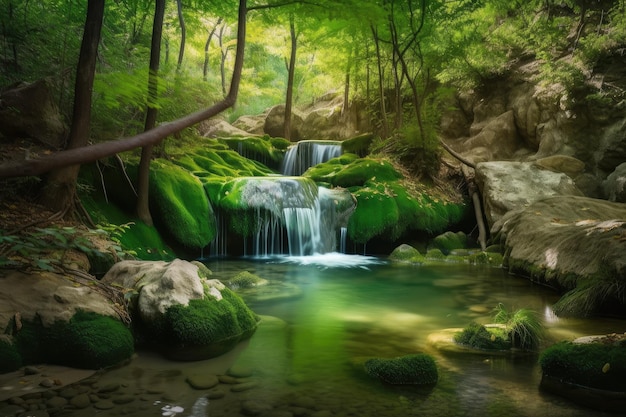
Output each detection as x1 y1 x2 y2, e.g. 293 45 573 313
227 271 269 289
45 311 134 369
163 289 258 360
453 322 511 351
539 340 626 391
430 231 469 255
305 154 402 187
0 336 22 372
149 160 215 251
14 311 134 370
341 133 375 156
389 244 424 263
469 251 504 266
364 354 438 385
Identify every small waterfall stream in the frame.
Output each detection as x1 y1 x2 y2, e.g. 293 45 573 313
208 140 350 258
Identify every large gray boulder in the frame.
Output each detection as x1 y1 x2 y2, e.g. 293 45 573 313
475 161 583 228
494 195 626 316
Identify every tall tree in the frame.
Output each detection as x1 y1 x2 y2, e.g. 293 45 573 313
39 0 105 213
203 17 223 81
283 13 298 140
136 0 165 226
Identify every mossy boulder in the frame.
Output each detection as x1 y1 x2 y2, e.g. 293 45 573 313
389 244 424 263
149 160 215 251
539 340 626 392
430 231 469 255
44 311 134 369
226 271 269 289
364 354 438 385
102 259 259 360
11 311 133 370
305 154 402 187
453 322 511 351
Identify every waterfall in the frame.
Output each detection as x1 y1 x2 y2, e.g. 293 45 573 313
281 140 342 176
208 177 355 257
340 227 347 254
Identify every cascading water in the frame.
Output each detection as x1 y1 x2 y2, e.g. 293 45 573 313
281 140 343 176
207 140 350 258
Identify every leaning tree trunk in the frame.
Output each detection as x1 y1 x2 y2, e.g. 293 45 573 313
40 0 104 213
284 15 297 141
136 0 165 226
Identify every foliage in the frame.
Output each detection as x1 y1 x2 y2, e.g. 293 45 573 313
453 322 511 351
493 303 543 351
539 341 626 391
364 354 438 385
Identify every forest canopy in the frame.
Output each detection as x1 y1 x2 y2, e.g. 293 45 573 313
1 0 624 164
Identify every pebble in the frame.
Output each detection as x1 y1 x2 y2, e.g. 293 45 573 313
46 396 68 408
218 374 240 384
207 389 226 399
39 379 54 388
69 393 91 409
228 365 254 378
186 373 220 390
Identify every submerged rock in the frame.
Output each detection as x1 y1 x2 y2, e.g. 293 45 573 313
363 354 438 385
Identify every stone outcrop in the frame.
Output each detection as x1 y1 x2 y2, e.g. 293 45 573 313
0 79 67 148
493 196 626 316
475 161 583 227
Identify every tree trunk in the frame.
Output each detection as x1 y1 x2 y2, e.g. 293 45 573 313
218 24 229 95
371 25 389 139
136 0 165 226
284 15 297 141
176 0 186 71
40 0 104 213
203 17 223 81
0 0 248 180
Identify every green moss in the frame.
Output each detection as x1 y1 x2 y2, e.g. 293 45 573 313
431 231 468 255
454 322 511 351
348 183 399 243
425 248 446 259
163 289 258 348
149 160 215 250
305 155 402 187
46 311 134 369
539 341 626 391
364 354 438 385
0 337 22 372
16 312 133 370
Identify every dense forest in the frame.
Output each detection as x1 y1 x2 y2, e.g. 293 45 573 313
1 0 625 216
